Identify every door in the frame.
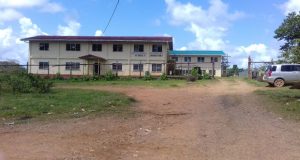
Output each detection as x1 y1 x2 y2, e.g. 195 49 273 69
93 63 100 75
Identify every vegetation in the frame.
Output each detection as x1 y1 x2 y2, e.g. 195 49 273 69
0 88 135 122
143 71 153 80
242 78 268 87
0 72 53 94
105 70 119 81
255 89 300 121
274 11 300 63
160 73 168 80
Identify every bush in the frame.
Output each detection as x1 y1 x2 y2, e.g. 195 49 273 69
143 71 153 81
160 73 168 80
9 74 33 93
5 73 53 94
202 73 212 80
187 68 199 82
105 71 118 81
54 72 64 80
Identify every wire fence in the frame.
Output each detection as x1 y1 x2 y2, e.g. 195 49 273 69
0 62 221 78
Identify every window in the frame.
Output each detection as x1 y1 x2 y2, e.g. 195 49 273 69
65 62 80 70
92 44 102 51
281 65 295 72
112 63 122 71
152 64 162 72
184 57 191 62
134 44 144 52
39 43 49 51
294 65 300 71
172 57 178 62
211 57 218 62
113 44 123 52
197 57 205 63
133 64 143 72
152 44 162 52
39 62 49 70
66 43 80 51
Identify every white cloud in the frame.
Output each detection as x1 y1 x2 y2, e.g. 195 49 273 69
0 9 23 22
281 0 300 15
19 17 47 37
165 0 244 50
0 0 47 8
0 17 46 64
57 20 81 36
0 27 14 47
229 43 278 68
94 30 103 36
40 2 64 13
0 0 64 13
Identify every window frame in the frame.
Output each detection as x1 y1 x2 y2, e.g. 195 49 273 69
152 44 163 52
134 44 144 52
211 57 218 62
197 57 205 63
92 44 102 52
112 63 122 71
113 44 123 52
39 43 49 51
184 57 191 62
65 62 80 70
152 64 162 72
133 64 144 72
66 43 80 51
39 61 49 70
172 57 178 62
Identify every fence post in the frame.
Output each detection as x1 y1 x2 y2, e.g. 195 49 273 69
139 61 142 78
248 56 252 79
212 61 215 79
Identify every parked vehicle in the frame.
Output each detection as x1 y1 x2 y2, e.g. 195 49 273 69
263 64 300 87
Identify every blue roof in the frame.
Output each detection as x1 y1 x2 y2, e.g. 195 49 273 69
169 50 225 56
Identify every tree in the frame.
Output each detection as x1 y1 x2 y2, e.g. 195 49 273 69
274 12 300 63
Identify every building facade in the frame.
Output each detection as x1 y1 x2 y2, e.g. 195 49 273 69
169 50 225 77
21 36 173 77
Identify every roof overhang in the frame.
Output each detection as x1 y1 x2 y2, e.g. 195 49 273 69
78 54 106 61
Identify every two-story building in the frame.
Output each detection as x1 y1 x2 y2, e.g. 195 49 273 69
169 50 225 77
21 36 173 77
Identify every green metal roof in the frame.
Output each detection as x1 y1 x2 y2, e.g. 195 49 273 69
169 50 225 56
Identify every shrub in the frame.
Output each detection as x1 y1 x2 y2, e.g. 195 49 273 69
143 71 153 81
187 68 199 82
160 73 168 80
54 72 64 80
202 73 212 80
105 71 118 81
81 76 91 81
9 74 33 93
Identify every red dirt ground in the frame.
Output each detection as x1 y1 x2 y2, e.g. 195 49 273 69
0 80 299 160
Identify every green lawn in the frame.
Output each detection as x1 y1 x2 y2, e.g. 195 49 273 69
53 78 218 88
0 88 135 122
241 77 268 87
255 88 300 121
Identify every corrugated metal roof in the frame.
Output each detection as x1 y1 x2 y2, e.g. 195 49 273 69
20 35 173 42
169 50 225 56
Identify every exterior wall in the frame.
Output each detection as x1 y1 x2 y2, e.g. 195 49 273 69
29 41 169 77
171 55 223 77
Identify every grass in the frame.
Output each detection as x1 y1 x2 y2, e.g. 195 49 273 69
0 88 135 122
255 88 300 121
242 77 268 87
54 78 218 88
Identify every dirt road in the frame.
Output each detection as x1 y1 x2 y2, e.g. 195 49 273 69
0 79 299 160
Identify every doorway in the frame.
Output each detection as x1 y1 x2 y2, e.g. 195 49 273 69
94 63 100 75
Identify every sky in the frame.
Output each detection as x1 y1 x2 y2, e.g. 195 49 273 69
0 0 300 68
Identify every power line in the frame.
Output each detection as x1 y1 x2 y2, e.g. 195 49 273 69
103 0 120 34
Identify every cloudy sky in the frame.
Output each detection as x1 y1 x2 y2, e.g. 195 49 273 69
0 0 299 68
